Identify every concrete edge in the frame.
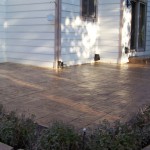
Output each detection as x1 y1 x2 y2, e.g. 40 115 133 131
142 145 150 150
0 142 13 150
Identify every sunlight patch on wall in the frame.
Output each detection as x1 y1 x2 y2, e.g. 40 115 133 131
82 23 99 49
121 1 132 63
62 16 100 60
1 42 7 62
4 21 8 28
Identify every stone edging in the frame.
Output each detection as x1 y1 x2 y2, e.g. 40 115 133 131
142 145 150 150
0 142 13 150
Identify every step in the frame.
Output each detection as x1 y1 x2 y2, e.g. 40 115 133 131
0 142 13 150
143 145 150 150
129 56 150 64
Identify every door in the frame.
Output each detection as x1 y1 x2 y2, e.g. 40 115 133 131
130 0 146 51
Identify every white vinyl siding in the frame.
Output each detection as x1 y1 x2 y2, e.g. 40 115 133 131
5 0 55 68
61 0 121 66
0 2 6 63
1 0 150 67
98 0 121 63
61 0 95 65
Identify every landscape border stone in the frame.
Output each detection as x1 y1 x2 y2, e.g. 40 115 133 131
0 142 13 150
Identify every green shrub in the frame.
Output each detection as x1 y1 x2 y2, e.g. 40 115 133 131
85 120 141 150
130 106 150 148
0 103 150 150
0 110 37 150
0 104 3 114
38 122 81 150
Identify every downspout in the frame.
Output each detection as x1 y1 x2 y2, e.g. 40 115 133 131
118 0 124 63
54 0 61 69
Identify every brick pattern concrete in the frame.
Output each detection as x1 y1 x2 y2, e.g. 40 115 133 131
0 63 150 128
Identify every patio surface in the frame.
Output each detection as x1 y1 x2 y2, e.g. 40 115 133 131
0 62 150 128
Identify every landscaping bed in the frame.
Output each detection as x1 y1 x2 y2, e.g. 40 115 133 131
0 103 150 150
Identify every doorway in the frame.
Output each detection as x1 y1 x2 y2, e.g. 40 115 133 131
130 0 147 52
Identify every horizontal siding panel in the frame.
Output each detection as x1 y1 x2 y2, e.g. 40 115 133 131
62 0 80 5
62 54 86 61
0 6 5 12
7 25 55 32
61 41 82 47
99 0 120 4
0 52 6 58
6 39 54 47
61 39 119 47
7 18 54 26
61 35 119 41
99 16 120 23
62 3 80 12
100 53 118 59
99 46 119 53
0 20 4 25
0 32 5 38
61 27 85 33
98 40 119 47
7 52 54 61
6 32 55 40
6 46 54 54
61 46 119 55
99 3 120 11
61 11 79 19
0 12 5 17
6 3 55 12
7 58 54 68
7 0 52 5
6 11 55 19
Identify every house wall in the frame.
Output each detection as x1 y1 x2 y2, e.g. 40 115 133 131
5 0 56 68
0 1 6 63
61 0 121 66
98 0 122 63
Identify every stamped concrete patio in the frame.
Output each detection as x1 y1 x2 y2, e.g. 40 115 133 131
0 62 150 128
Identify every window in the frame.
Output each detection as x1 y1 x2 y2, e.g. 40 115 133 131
130 0 147 51
82 0 97 20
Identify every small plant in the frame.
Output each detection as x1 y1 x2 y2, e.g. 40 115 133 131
38 122 81 150
0 104 5 116
0 104 3 114
130 106 150 148
85 120 142 150
0 109 37 150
